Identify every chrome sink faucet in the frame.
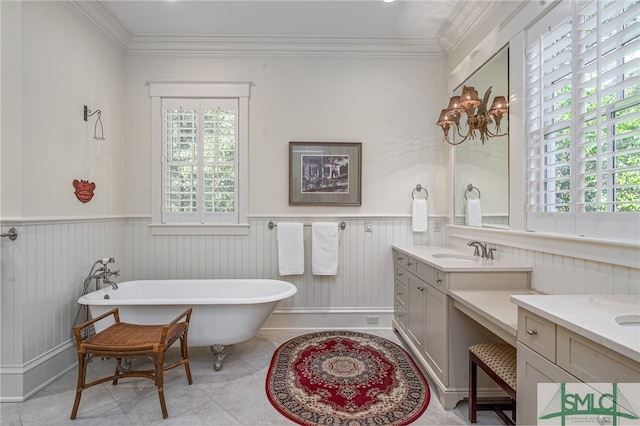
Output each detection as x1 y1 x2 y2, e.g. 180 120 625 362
467 241 497 259
467 241 487 258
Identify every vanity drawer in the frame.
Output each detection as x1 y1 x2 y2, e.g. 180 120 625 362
556 327 640 383
394 265 408 285
433 270 448 292
415 261 434 284
395 279 408 308
405 256 418 275
395 300 407 330
394 250 408 268
518 309 556 362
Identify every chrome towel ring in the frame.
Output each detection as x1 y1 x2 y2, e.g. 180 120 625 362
412 184 429 200
465 184 481 200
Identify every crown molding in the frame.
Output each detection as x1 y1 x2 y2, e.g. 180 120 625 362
437 1 529 55
63 0 131 55
436 1 494 54
62 1 442 58
127 35 443 58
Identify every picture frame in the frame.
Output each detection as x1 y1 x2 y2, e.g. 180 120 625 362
289 142 362 206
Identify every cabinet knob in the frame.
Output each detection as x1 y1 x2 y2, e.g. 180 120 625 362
407 262 413 266
436 279 442 283
417 286 424 291
526 329 538 336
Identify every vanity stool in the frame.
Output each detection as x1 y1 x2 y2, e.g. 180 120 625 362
469 342 517 425
70 307 193 420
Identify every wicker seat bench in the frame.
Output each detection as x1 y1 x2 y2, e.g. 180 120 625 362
70 307 193 420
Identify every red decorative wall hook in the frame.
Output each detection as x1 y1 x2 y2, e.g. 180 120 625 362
73 179 96 203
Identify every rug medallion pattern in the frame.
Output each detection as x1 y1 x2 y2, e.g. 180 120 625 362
265 331 430 425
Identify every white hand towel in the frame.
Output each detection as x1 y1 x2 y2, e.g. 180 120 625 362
312 222 339 276
277 222 304 275
466 198 483 227
412 199 428 232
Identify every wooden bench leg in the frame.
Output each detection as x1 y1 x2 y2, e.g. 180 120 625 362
469 353 478 423
70 354 88 420
181 335 193 385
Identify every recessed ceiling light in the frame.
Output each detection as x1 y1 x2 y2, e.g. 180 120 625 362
382 0 396 3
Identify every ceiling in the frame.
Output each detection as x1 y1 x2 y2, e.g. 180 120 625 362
101 0 459 40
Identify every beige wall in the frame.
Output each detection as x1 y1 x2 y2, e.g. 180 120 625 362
125 55 448 217
1 1 127 220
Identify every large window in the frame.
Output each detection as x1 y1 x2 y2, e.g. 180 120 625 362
526 0 639 241
149 82 250 235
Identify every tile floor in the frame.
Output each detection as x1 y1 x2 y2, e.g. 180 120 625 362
1 329 504 425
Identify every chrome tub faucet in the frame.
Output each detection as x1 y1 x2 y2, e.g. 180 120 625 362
90 257 120 290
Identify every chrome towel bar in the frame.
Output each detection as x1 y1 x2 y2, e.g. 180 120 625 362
268 221 346 230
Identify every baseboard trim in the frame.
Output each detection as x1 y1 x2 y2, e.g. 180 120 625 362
0 341 76 402
262 307 394 330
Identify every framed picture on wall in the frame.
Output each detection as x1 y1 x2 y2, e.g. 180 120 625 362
289 142 362 206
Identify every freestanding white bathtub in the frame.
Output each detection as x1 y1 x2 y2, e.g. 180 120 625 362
77 279 297 370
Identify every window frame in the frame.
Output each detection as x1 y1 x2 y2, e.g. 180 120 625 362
149 81 250 236
525 0 640 243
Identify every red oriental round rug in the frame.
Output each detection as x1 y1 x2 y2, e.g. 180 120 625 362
265 331 430 425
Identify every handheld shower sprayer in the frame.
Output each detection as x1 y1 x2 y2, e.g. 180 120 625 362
74 256 118 339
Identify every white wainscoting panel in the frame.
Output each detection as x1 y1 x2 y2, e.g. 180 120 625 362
125 217 443 311
0 219 127 400
448 235 640 295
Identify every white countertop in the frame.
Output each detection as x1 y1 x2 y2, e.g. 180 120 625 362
392 244 533 272
511 294 640 361
449 289 541 346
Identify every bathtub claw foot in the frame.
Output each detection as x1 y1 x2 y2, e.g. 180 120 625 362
210 344 227 371
116 357 134 372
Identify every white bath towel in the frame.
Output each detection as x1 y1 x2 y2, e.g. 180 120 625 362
277 222 304 276
466 198 483 227
412 199 428 232
312 222 339 276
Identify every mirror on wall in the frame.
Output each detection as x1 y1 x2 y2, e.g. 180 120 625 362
453 46 509 228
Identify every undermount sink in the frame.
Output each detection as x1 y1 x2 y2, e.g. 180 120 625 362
431 253 478 262
615 315 640 327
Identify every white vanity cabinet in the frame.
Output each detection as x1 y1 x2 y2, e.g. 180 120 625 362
392 246 531 409
394 250 447 384
514 302 640 426
516 341 578 426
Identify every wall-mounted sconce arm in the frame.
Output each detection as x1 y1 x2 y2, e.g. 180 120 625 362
83 105 104 141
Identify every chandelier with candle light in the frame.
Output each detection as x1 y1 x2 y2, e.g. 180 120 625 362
436 86 508 145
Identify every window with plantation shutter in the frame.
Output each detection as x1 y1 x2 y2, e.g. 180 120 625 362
526 0 640 242
161 98 238 224
149 82 250 235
